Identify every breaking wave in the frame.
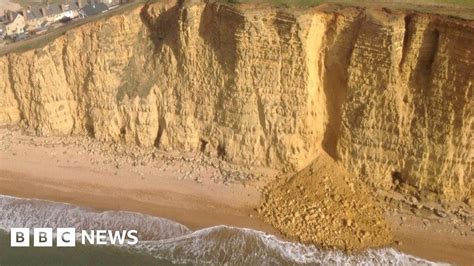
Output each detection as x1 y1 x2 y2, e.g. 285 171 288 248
0 195 190 240
0 195 445 265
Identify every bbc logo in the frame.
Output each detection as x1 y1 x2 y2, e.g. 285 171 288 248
11 228 76 247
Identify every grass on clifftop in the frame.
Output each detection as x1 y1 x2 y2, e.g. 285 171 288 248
218 0 474 20
11 0 474 7
220 0 474 7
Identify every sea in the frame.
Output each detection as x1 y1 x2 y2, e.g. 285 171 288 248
0 194 445 266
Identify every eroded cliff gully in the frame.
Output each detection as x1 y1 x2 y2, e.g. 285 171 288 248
0 1 472 202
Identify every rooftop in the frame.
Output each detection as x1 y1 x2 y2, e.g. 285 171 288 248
23 2 80 21
80 2 108 17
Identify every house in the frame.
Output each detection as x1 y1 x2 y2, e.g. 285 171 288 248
1 0 114 39
4 13 25 36
101 0 121 7
79 2 108 18
23 2 80 31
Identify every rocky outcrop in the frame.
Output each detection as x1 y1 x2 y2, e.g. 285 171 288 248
0 1 472 200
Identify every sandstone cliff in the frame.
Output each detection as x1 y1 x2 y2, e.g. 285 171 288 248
0 1 472 200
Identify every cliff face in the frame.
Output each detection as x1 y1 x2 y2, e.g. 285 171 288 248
0 1 472 200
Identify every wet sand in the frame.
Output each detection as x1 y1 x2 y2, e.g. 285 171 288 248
0 130 472 265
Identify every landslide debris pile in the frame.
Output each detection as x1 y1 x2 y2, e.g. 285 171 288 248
259 151 393 250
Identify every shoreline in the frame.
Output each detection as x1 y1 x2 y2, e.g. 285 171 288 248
0 130 473 265
0 129 281 234
0 169 276 234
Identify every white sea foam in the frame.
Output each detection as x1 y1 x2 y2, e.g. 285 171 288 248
134 226 444 265
0 195 448 265
0 194 190 240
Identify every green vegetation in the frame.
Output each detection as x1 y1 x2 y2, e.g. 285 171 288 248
219 0 474 7
216 0 474 20
439 0 474 4
221 0 324 6
12 0 474 8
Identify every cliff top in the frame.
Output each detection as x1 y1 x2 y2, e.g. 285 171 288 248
217 0 474 19
0 0 473 57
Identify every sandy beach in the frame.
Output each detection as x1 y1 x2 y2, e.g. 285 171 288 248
0 129 280 234
0 129 472 265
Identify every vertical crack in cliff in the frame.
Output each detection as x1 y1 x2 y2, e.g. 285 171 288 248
426 28 440 75
6 57 25 123
82 71 95 137
321 9 363 159
399 14 413 72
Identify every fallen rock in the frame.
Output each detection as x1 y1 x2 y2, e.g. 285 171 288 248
435 209 448 218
